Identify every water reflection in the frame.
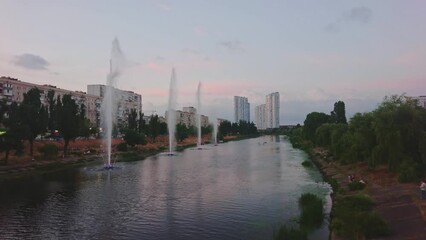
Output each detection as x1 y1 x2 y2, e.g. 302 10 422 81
0 136 330 240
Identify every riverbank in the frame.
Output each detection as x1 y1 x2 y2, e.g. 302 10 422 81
309 148 426 239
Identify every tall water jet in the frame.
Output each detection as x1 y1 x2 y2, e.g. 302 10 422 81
213 118 218 145
196 82 202 148
102 38 125 168
167 68 177 154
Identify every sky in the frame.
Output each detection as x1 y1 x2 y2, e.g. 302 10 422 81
1 0 425 124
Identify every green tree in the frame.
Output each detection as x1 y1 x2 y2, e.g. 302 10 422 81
330 101 347 124
123 129 146 147
0 103 27 162
303 112 330 143
20 88 47 157
148 115 160 142
46 89 56 132
127 109 138 131
57 94 80 156
138 112 145 133
175 123 189 142
219 120 232 136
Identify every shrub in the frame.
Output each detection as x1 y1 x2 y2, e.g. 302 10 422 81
298 193 324 230
348 181 366 191
39 143 59 160
116 142 128 152
273 225 307 240
331 194 388 239
301 160 313 167
398 158 421 183
329 178 340 192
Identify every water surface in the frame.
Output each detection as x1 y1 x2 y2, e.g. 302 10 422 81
0 136 331 239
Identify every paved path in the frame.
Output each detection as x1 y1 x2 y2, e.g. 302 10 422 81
314 151 426 240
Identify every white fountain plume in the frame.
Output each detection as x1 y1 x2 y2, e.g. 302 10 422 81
102 37 125 168
167 68 177 155
196 82 202 148
213 118 218 145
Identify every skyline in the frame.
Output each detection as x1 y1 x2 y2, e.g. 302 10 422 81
1 1 426 124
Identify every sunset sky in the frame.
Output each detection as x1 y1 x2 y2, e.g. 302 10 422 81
1 0 425 124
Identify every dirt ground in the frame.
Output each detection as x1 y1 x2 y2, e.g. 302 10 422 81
313 148 426 239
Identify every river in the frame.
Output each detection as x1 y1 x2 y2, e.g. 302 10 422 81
0 135 331 239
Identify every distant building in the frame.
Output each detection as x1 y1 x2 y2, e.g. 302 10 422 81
255 104 266 130
265 92 280 129
87 84 142 126
409 96 426 108
165 107 209 128
234 96 250 123
0 76 101 124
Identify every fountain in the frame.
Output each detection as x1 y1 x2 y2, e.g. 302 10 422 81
102 38 125 169
166 68 177 155
196 82 202 149
212 118 218 145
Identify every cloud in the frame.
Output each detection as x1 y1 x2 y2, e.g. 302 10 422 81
14 53 50 70
218 41 244 53
344 6 372 24
325 6 372 33
194 25 208 37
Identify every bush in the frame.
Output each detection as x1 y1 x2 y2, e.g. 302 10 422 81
298 193 324 230
301 160 313 167
329 178 340 192
348 181 366 191
273 225 307 240
331 194 388 239
39 143 59 160
398 159 421 183
116 142 128 152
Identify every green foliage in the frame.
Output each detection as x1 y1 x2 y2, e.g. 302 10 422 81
20 88 47 156
301 160 313 167
273 225 307 240
348 181 366 191
39 143 59 160
331 194 389 239
0 102 27 161
330 101 347 124
303 112 330 143
123 129 146 147
298 193 324 230
57 94 80 156
218 120 257 136
116 142 128 152
329 178 340 192
398 158 421 182
127 109 138 130
175 123 190 142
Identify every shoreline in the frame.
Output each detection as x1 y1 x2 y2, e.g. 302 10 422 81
307 147 426 239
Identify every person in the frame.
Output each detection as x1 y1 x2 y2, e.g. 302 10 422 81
420 180 426 200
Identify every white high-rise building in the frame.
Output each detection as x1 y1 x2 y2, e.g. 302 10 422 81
234 96 250 122
265 92 280 129
255 104 266 130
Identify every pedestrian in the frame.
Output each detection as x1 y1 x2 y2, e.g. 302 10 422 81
420 180 426 200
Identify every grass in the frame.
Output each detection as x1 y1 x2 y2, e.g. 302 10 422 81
298 193 324 230
331 194 390 239
348 181 366 191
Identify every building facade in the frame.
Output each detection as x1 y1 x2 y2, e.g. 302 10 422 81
87 84 142 126
0 76 101 124
265 92 280 129
255 104 266 130
234 96 250 123
410 96 426 108
166 107 209 128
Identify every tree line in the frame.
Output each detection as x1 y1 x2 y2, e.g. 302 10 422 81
286 96 426 182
